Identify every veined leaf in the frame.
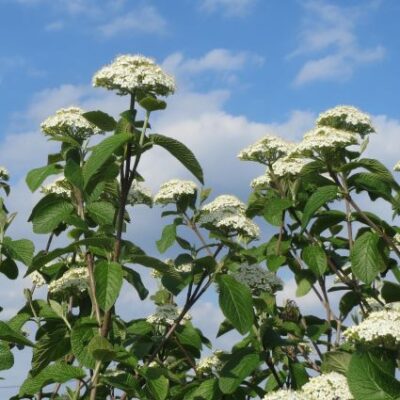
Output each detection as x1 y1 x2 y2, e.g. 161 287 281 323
26 163 62 192
83 110 117 131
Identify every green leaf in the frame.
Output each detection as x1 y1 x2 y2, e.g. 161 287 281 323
83 132 132 187
26 163 62 192
32 326 70 374
187 378 220 400
348 172 392 201
87 201 115 226
123 267 149 300
94 261 124 311
0 321 34 346
131 255 184 295
139 96 167 112
347 351 400 400
322 351 352 375
302 185 338 228
29 194 74 234
88 335 115 362
156 223 176 253
0 258 19 279
295 270 315 297
175 323 202 350
381 281 400 303
219 348 260 394
82 110 117 131
20 362 85 396
70 320 97 369
351 231 386 284
302 244 327 277
145 367 169 400
150 133 204 184
217 275 253 335
2 238 34 266
289 362 309 389
263 197 292 226
64 156 83 189
0 342 14 371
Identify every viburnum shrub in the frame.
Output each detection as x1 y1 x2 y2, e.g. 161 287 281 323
1 54 400 400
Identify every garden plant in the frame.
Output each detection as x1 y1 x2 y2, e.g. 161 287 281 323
0 54 400 400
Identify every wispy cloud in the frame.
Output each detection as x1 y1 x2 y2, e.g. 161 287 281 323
44 20 64 31
98 5 167 37
198 0 257 17
0 56 45 84
291 1 385 86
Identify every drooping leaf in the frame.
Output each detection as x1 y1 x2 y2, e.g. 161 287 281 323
219 348 260 394
302 185 339 228
302 244 328 277
26 163 62 192
156 223 176 253
217 275 253 335
94 261 124 312
82 110 117 131
0 321 34 347
29 194 74 234
83 132 132 187
122 267 149 300
351 231 386 284
150 133 204 184
139 96 167 112
2 237 34 266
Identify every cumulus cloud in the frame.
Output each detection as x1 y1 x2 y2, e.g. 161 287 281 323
199 0 258 17
98 5 167 37
291 1 385 85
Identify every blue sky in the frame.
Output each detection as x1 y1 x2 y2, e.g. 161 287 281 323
1 0 400 393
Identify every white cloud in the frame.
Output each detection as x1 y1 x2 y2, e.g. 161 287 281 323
199 0 257 17
44 20 64 31
292 1 385 85
98 5 167 37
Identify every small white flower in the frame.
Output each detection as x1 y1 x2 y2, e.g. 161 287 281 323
93 54 175 96
272 156 309 178
146 304 191 325
317 105 374 136
127 180 153 207
197 352 223 373
263 389 305 400
0 166 9 180
238 135 295 164
294 127 357 155
41 107 101 140
393 161 400 172
301 372 353 399
344 308 400 349
233 263 283 295
201 195 246 214
154 179 197 205
251 174 271 190
29 271 46 288
41 177 72 197
48 267 89 295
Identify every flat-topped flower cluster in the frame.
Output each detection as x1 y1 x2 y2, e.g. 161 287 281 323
146 304 191 326
263 372 353 399
240 105 375 191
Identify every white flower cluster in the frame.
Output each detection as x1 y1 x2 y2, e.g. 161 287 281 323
233 263 283 295
393 233 400 244
92 54 175 96
154 179 197 205
197 353 223 373
302 372 353 399
251 174 271 190
41 107 100 140
41 177 72 197
176 263 192 273
238 135 295 164
344 307 400 348
263 389 305 400
393 161 400 172
317 105 374 136
127 180 153 207
199 195 259 240
48 267 89 295
294 127 357 155
263 373 352 399
29 271 46 287
0 166 9 180
146 304 191 325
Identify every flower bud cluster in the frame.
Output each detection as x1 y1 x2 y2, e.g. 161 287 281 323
146 304 191 326
197 352 223 373
232 263 283 295
48 267 89 295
